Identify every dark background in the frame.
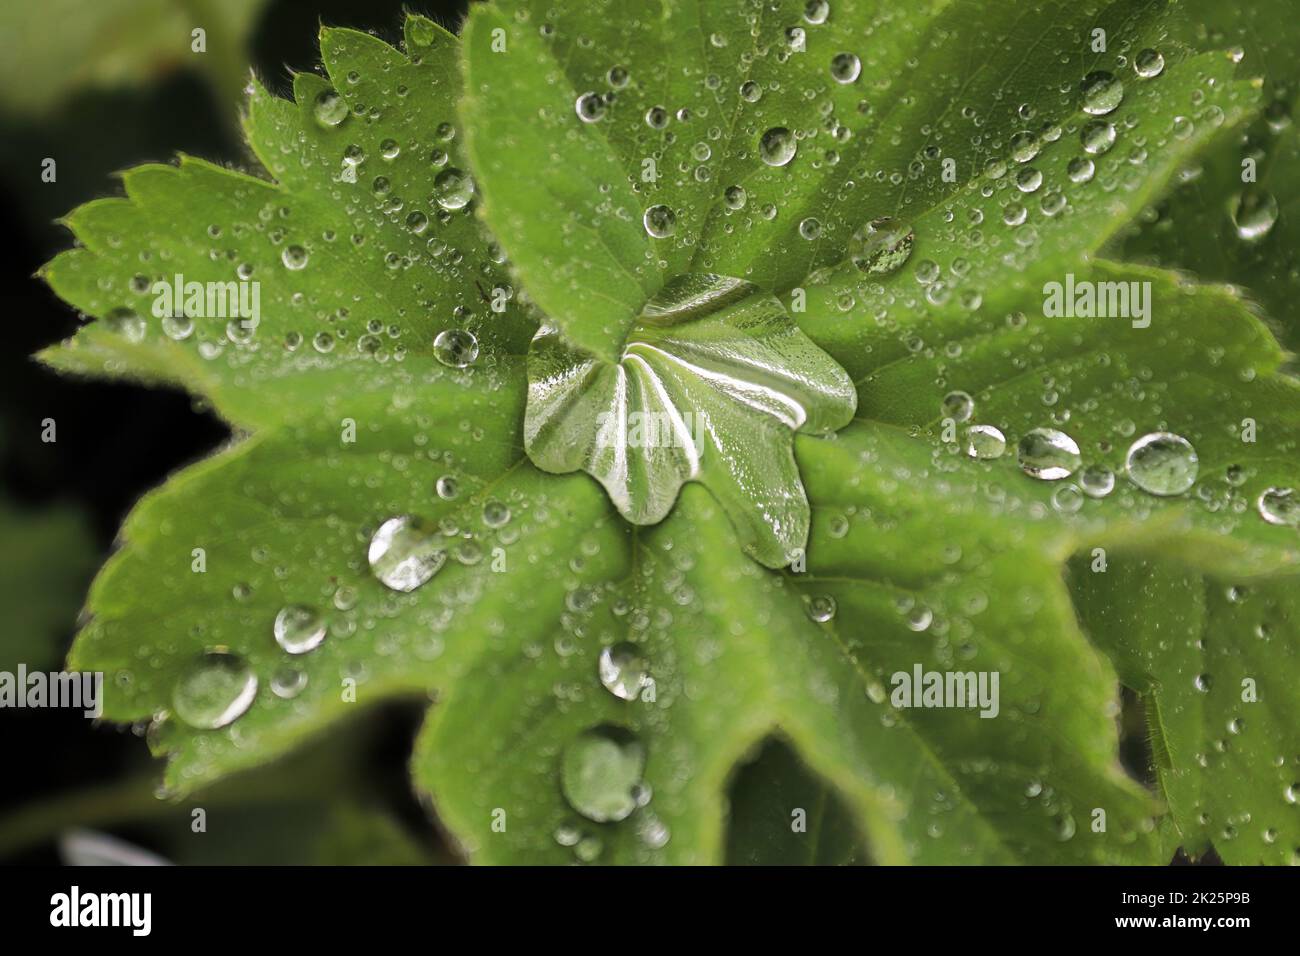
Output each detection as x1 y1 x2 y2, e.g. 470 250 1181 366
0 0 470 865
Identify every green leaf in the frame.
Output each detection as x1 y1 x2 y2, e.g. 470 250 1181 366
43 1 1300 866
1117 0 1300 352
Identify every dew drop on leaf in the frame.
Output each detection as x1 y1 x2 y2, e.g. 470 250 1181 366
280 245 309 270
941 390 974 422
560 725 646 823
830 52 861 84
173 650 258 730
1079 465 1116 498
312 89 349 128
574 91 606 123
1017 427 1081 480
643 203 677 238
598 643 649 700
965 424 1006 459
271 666 308 700
1125 432 1198 496
433 167 475 210
848 216 914 274
806 594 837 623
759 127 797 167
1080 120 1117 155
1229 189 1279 241
104 307 146 343
433 328 479 368
1134 48 1165 79
1256 487 1300 526
1079 71 1124 116
273 604 327 655
367 516 447 592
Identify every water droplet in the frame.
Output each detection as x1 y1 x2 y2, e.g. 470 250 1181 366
367 516 446 592
271 666 307 699
1051 484 1084 513
173 651 258 730
1125 432 1198 496
1067 156 1096 183
607 66 629 88
1079 71 1124 115
1256 487 1300 527
965 424 1006 459
273 604 326 655
803 0 830 24
1134 48 1165 79
643 204 677 238
482 500 511 528
560 726 646 823
645 106 669 128
1194 673 1213 693
830 52 861 84
942 390 974 422
806 594 837 623
1018 428 1081 480
281 245 309 270
1230 189 1279 241
575 91 606 123
798 217 822 240
1081 120 1117 155
1079 465 1115 498
312 89 349 128
433 167 475 210
435 475 458 500
598 643 649 700
724 185 747 210
433 328 479 368
848 216 914 274
759 127 797 167
104 307 146 343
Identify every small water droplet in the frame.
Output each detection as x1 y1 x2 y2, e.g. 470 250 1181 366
104 307 146 343
942 390 974 422
1125 432 1198 496
1079 465 1115 498
271 666 307 699
1080 120 1117 155
806 594 837 623
281 245 309 270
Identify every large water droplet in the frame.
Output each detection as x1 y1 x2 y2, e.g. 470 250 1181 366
273 604 326 655
433 168 475 210
1230 189 1279 241
173 650 258 730
1134 48 1165 78
1256 487 1300 526
574 91 606 123
759 127 797 166
1018 428 1081 480
965 424 1006 459
830 52 861 84
312 89 349 128
1080 120 1117 155
433 328 479 368
643 204 677 238
368 516 447 592
598 643 649 700
560 726 646 823
1125 432 1198 496
848 216 914 274
1079 71 1124 115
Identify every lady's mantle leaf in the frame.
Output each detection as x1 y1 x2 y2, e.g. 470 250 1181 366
525 273 855 567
